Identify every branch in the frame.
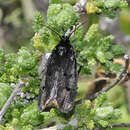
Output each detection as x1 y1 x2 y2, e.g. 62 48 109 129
41 123 130 130
73 0 87 13
65 0 87 37
41 126 57 130
76 54 129 104
41 118 78 130
0 81 24 123
108 123 130 128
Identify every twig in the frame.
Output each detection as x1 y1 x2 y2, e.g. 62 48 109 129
41 118 78 130
41 126 57 130
108 123 130 128
41 123 130 130
0 81 24 123
76 54 129 104
65 0 87 37
73 0 87 13
102 55 129 92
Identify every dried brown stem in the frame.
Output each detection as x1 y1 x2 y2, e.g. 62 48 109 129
76 54 129 104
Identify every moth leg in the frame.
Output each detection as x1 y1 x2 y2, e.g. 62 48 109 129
77 63 82 75
44 87 56 107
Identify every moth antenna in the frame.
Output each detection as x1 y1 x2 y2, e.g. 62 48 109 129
66 20 87 38
45 24 62 39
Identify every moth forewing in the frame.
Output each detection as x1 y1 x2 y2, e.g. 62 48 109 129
38 37 78 113
56 44 78 113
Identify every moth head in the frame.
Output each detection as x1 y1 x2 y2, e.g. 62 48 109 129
61 36 70 44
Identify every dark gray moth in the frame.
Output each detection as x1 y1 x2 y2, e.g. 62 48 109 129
38 29 81 113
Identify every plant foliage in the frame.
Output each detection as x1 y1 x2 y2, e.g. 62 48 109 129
0 0 128 129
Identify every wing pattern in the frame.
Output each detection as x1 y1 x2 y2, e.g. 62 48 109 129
38 39 78 113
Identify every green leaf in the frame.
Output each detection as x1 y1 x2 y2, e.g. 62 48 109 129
112 45 126 57
112 109 122 119
98 120 108 127
104 0 120 8
119 0 128 8
64 125 73 130
99 35 114 51
104 52 114 60
84 24 99 41
47 4 62 18
96 50 106 63
20 102 44 126
33 12 44 32
49 0 62 4
95 106 114 120
110 63 123 73
0 83 12 108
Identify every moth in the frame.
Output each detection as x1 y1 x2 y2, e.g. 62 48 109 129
38 26 82 113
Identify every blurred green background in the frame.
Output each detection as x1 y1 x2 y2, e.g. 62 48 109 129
0 0 130 52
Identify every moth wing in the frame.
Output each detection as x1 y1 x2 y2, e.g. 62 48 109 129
38 50 59 111
38 42 78 113
56 45 78 113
